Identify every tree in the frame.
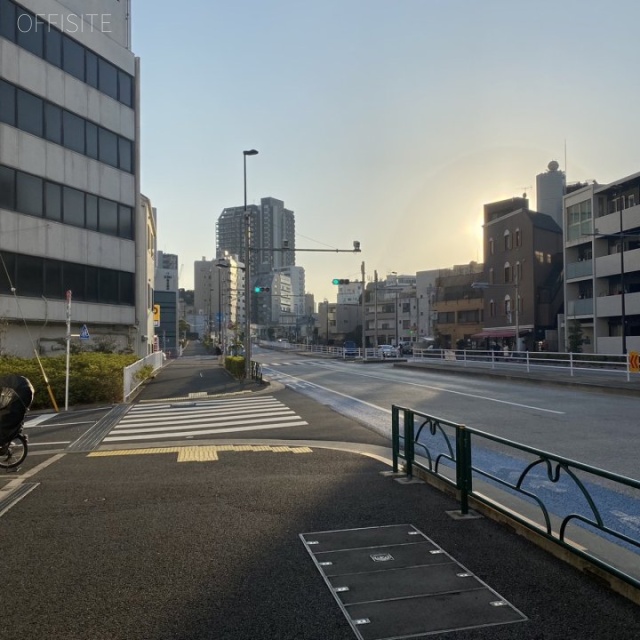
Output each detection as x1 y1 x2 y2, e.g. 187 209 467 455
567 320 583 353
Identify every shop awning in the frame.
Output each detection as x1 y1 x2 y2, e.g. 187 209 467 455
472 329 518 339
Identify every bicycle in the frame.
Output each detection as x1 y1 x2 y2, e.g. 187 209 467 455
0 374 34 471
0 427 28 469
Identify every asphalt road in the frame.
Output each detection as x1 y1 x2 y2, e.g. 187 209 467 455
254 346 640 478
1 346 639 639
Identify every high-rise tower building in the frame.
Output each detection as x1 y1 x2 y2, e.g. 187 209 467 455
536 160 566 228
216 197 296 284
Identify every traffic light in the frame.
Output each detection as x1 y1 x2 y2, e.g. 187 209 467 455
332 279 350 285
254 286 270 293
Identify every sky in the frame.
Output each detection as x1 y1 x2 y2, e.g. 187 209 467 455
131 0 640 304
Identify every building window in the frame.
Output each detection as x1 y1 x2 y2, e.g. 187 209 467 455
1 0 134 108
0 80 134 173
489 268 494 285
535 251 544 263
504 230 512 250
515 228 521 247
489 299 495 318
516 261 522 283
489 237 494 255
504 262 511 283
1 163 133 239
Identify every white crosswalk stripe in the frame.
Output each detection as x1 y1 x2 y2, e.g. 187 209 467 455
103 395 308 443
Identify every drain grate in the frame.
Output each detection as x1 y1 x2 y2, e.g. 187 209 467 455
300 524 527 639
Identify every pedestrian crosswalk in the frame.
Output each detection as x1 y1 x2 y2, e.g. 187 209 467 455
102 395 308 444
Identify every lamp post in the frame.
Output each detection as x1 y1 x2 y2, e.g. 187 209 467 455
243 149 258 379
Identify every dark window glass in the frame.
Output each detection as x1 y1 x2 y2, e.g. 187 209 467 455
119 205 134 240
86 122 98 159
0 165 15 210
44 26 62 67
86 194 98 230
44 103 62 144
98 128 118 167
44 259 63 298
17 89 43 137
62 34 84 81
99 198 118 236
63 110 85 154
0 80 16 126
63 262 85 300
100 269 119 304
0 0 16 42
16 172 43 216
118 70 133 107
118 137 132 173
120 272 134 305
16 254 43 296
16 10 43 57
98 58 118 100
63 186 84 227
86 266 99 302
44 182 62 221
0 252 16 293
86 51 98 88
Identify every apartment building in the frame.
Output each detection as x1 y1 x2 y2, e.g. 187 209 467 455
0 1 146 356
479 197 563 351
563 171 640 354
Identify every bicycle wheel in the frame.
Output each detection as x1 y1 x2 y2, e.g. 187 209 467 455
0 433 28 469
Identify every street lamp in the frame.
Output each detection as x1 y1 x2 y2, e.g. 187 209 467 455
243 149 259 379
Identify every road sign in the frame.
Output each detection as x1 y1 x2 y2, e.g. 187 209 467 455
79 324 90 340
153 304 161 327
629 351 640 373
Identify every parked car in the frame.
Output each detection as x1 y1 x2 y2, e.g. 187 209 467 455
398 341 413 355
343 340 358 358
378 345 398 358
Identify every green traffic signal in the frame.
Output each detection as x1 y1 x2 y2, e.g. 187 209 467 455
254 286 270 293
332 278 350 285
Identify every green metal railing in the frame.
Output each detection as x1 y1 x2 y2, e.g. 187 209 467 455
392 404 640 591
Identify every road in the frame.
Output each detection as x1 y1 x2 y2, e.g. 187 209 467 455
254 346 640 478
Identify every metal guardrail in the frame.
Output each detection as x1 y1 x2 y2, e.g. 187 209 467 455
250 360 262 382
391 404 640 591
411 348 639 381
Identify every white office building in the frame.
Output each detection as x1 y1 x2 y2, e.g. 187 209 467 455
0 1 146 357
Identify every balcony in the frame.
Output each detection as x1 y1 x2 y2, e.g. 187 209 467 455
594 290 640 317
595 248 640 278
595 203 640 236
565 259 593 280
567 298 593 316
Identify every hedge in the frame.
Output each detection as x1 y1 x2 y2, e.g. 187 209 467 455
0 353 138 410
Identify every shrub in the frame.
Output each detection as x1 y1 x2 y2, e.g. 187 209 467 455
225 356 245 379
0 353 138 410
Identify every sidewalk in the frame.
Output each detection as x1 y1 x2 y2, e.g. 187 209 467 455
8 353 637 638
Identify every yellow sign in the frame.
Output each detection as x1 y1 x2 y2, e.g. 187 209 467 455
629 351 640 374
153 304 160 326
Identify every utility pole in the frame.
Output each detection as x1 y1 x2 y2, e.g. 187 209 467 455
361 261 366 359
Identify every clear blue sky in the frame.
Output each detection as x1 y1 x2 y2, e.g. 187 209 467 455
132 0 640 303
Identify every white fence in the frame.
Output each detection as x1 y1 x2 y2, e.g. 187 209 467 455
258 341 639 381
123 351 164 401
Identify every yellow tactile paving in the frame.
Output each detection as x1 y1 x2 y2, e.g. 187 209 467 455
88 444 313 463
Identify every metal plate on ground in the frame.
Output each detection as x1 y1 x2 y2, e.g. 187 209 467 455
300 524 527 639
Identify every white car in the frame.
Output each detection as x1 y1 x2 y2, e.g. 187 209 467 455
378 345 398 358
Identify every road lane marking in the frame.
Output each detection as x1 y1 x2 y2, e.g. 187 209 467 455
88 444 313 462
262 367 565 415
